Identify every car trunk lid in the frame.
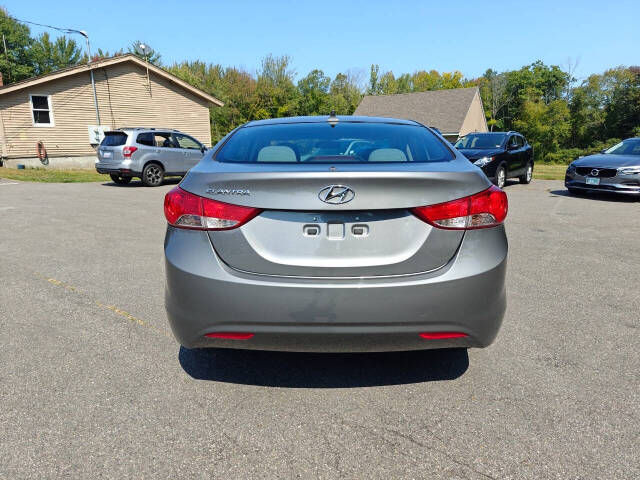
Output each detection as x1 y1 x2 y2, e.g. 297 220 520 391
181 165 488 278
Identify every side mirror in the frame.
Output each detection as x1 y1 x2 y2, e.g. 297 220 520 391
507 143 518 150
600 148 608 154
200 146 207 154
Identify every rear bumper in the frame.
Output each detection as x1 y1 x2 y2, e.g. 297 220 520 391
95 160 141 176
164 226 508 352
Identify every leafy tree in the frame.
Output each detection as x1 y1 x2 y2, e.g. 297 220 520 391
329 72 363 114
477 69 510 131
513 99 570 160
30 32 83 75
0 8 33 82
603 67 640 139
296 69 330 116
367 64 381 95
256 54 297 118
168 60 260 141
412 70 441 91
378 71 398 95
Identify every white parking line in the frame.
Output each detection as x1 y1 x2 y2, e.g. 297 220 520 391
0 182 19 185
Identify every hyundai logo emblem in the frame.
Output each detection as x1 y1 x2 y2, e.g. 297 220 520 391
318 185 355 204
591 169 600 176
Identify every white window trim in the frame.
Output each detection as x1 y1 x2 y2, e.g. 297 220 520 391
29 94 55 127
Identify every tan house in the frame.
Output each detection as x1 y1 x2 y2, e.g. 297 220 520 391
0 54 223 168
354 87 487 143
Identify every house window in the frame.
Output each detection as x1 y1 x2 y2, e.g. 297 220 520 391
30 95 54 126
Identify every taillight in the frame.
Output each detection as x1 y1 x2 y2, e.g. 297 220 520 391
122 146 138 158
205 332 254 340
411 185 507 230
420 332 468 339
164 186 260 230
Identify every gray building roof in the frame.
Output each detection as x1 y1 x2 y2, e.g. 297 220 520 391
354 87 480 134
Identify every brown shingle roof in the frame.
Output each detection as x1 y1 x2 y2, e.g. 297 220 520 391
354 87 479 134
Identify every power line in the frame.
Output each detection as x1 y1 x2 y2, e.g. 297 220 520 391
9 16 83 35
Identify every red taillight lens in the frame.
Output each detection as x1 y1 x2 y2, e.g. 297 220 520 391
164 186 261 230
122 146 138 158
205 332 254 340
411 185 507 230
419 332 468 339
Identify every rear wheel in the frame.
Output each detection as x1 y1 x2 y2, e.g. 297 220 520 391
109 173 132 185
494 165 506 189
519 163 533 184
142 163 164 187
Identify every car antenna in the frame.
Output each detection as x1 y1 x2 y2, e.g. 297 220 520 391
327 110 338 127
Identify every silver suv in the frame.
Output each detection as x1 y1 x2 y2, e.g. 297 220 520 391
95 127 207 186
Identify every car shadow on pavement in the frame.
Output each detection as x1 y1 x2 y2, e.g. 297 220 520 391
549 189 639 202
178 346 469 388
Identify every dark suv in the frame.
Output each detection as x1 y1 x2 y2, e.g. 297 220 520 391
454 132 534 188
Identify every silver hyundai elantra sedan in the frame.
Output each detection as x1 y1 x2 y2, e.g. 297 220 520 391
164 116 508 352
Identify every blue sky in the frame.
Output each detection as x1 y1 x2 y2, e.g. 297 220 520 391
7 0 639 83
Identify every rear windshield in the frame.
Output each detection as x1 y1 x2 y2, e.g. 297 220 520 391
215 122 453 164
455 134 506 149
101 132 128 147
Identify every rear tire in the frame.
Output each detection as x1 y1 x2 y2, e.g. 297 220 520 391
109 173 132 185
519 163 533 184
142 163 164 187
493 165 506 189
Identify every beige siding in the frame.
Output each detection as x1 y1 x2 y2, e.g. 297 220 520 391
459 91 488 137
0 62 212 159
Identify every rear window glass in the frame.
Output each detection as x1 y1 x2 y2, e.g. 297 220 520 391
215 122 453 164
101 132 128 147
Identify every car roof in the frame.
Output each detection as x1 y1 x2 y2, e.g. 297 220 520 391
115 127 185 133
244 115 422 127
464 131 514 135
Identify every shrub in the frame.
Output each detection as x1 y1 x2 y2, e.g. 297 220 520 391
541 138 622 164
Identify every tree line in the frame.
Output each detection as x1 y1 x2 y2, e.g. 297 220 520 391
1 9 638 164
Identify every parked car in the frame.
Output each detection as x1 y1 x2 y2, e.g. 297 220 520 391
565 137 640 196
164 116 508 352
454 132 534 188
95 127 207 186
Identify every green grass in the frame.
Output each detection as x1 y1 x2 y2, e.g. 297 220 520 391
533 164 567 180
0 168 106 183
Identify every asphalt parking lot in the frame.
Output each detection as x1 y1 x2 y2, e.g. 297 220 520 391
1 177 638 479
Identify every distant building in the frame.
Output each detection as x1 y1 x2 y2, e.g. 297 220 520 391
0 54 223 168
354 87 487 143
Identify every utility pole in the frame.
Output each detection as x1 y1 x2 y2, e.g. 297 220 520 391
68 29 100 125
2 34 11 82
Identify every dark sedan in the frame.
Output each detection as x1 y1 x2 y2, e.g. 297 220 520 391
455 132 534 188
565 138 640 196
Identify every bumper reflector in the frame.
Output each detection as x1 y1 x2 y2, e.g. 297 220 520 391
205 332 254 340
419 332 468 339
